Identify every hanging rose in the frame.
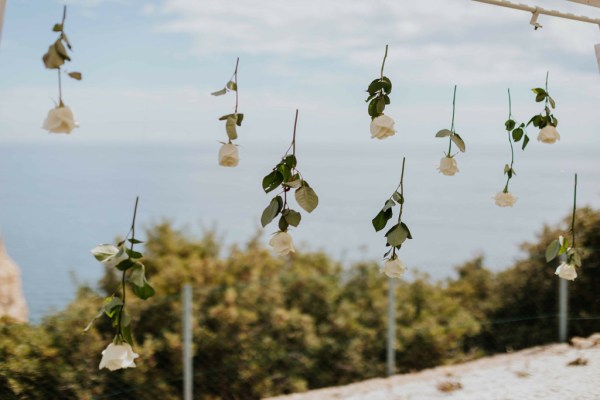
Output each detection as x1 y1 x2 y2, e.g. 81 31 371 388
555 262 577 281
437 156 459 176
365 45 395 140
494 191 517 207
269 231 296 256
435 85 466 175
42 6 82 135
381 256 406 279
537 125 560 144
86 197 155 372
372 157 412 280
528 72 560 145
212 58 244 167
42 105 78 134
370 115 396 139
260 110 318 255
218 143 240 167
546 175 585 281
99 342 139 371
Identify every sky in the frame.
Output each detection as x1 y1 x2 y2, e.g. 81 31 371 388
0 0 599 145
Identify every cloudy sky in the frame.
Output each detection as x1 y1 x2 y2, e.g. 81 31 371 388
0 0 599 145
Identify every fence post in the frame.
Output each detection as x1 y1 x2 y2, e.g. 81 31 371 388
386 278 396 376
558 255 568 343
183 284 193 400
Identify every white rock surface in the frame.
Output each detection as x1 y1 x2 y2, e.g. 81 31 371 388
267 336 600 400
0 237 28 322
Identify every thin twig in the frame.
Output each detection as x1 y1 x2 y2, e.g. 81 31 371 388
380 45 389 80
504 89 515 192
392 157 406 257
234 57 239 114
571 174 577 247
58 69 63 105
448 85 457 155
292 109 298 157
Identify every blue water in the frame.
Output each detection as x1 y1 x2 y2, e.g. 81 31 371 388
1 140 599 321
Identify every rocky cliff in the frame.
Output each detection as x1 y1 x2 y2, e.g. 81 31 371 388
0 237 28 322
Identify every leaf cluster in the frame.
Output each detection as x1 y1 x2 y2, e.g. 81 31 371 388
372 191 412 257
504 118 529 150
42 7 82 80
435 129 466 153
261 154 318 231
218 113 244 141
89 238 155 345
528 88 558 129
365 76 392 119
545 236 584 268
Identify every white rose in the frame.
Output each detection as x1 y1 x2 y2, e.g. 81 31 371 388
494 191 517 207
437 156 459 176
42 105 78 134
218 143 239 167
99 342 139 371
99 245 129 269
269 231 295 256
381 256 406 279
555 262 577 281
537 125 560 144
370 115 396 140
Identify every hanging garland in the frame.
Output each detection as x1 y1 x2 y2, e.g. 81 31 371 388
372 157 412 278
260 110 319 255
212 58 243 167
546 174 584 281
365 45 396 140
87 197 155 371
494 89 528 208
41 6 82 134
435 85 466 176
529 72 560 144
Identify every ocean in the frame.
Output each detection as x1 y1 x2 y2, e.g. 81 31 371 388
1 140 599 321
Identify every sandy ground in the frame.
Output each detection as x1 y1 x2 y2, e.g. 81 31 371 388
266 334 600 400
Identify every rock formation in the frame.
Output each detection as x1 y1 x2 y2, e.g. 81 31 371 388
0 236 28 322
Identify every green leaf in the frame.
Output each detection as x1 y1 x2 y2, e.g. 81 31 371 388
367 79 385 95
451 133 466 152
132 281 155 300
368 97 380 117
91 244 119 262
380 77 392 94
386 223 410 247
125 248 143 259
548 96 556 109
128 238 144 244
54 39 70 61
505 119 516 131
67 71 82 80
283 209 302 227
225 115 238 140
372 208 393 232
376 97 385 114
226 81 237 91
103 297 123 318
42 44 65 69
211 88 227 96
261 196 283 228
52 23 63 32
218 114 233 121
522 134 530 150
262 170 283 193
295 184 319 213
236 113 244 127
121 321 134 346
278 215 289 231
532 88 546 95
115 259 136 271
128 263 146 287
392 192 404 204
535 93 546 102
545 239 560 262
277 163 292 182
512 128 524 142
435 129 452 138
401 222 413 239
284 155 297 169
